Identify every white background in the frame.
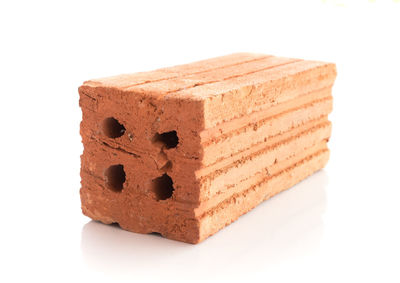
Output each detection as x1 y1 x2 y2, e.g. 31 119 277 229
1 1 399 282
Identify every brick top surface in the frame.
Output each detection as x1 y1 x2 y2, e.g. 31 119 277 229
82 53 335 101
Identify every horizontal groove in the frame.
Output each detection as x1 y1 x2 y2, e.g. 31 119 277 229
200 85 332 144
198 96 332 166
198 121 330 182
100 141 141 158
157 59 301 96
200 85 332 142
121 55 272 89
198 63 336 130
196 141 328 208
196 117 329 177
202 95 332 147
197 148 329 219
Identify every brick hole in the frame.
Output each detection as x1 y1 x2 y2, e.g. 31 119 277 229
104 164 126 192
151 173 174 200
102 117 126 138
152 131 179 149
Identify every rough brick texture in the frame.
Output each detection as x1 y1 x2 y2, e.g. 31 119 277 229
79 53 336 243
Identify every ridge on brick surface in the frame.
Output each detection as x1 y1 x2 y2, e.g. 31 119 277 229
84 53 269 88
79 53 336 244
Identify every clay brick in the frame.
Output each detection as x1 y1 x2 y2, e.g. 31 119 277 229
79 53 336 243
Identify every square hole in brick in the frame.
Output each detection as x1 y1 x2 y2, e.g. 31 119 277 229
152 131 179 149
151 174 174 200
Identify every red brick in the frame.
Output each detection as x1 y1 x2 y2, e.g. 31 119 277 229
79 53 336 243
